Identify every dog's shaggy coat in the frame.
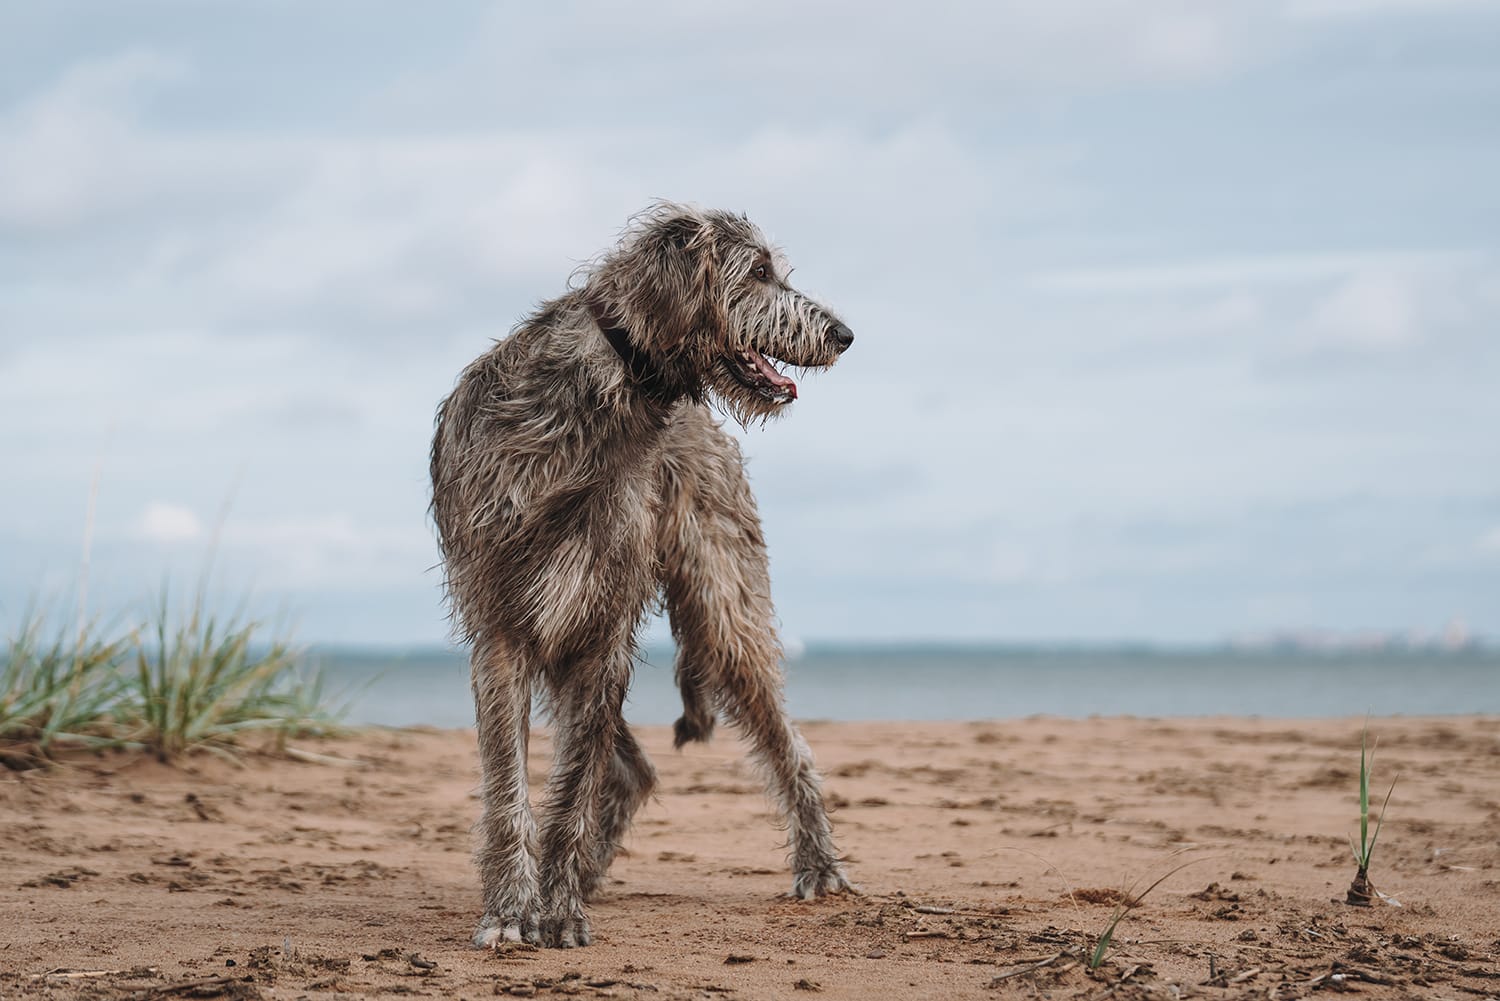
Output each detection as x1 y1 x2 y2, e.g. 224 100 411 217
430 203 854 948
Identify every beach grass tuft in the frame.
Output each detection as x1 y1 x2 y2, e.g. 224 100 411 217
2 592 341 767
131 591 340 761
0 612 132 766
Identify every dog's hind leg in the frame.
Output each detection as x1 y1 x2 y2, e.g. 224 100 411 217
470 640 542 947
656 407 852 899
584 723 657 899
535 647 631 946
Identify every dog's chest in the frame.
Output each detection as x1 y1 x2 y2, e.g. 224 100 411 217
520 459 660 662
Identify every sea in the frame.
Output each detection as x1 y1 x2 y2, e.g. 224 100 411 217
307 644 1500 728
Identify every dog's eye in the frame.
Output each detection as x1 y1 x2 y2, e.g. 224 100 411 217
753 264 769 281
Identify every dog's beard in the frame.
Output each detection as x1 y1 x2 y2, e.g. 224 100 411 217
707 365 796 428
708 342 831 428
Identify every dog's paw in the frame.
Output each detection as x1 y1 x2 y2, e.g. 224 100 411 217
539 907 592 948
791 862 856 900
473 911 540 949
672 713 715 748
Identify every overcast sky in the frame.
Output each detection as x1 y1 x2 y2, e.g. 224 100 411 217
2 1 1497 647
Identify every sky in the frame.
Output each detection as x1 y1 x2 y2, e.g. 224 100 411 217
2 1 1497 647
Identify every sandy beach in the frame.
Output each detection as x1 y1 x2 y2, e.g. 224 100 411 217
4 716 1499 1000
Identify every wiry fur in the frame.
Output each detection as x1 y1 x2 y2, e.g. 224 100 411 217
431 202 855 949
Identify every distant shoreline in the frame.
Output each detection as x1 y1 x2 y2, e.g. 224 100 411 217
305 638 1497 658
307 645 1500 729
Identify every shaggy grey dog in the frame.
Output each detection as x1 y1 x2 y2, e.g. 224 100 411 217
430 202 855 949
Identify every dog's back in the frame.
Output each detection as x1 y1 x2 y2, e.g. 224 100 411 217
431 295 667 665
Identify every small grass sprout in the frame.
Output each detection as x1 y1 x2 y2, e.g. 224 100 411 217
1346 721 1398 906
1085 857 1204 970
981 852 1221 988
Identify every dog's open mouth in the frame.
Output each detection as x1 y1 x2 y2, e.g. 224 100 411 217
723 349 798 404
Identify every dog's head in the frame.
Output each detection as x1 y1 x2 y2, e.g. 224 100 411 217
586 202 852 423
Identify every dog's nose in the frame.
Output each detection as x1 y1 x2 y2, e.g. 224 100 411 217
828 322 854 353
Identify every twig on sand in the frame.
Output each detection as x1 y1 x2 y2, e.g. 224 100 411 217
906 901 1010 919
1200 966 1263 987
31 968 158 980
130 975 254 999
1305 964 1398 988
283 745 366 768
30 972 255 999
989 951 1080 983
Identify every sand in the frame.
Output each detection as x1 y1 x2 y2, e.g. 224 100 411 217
3 716 1499 1000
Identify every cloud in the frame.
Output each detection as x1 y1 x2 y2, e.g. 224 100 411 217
1023 248 1497 375
219 514 434 591
1305 272 1419 349
1028 251 1473 295
1480 527 1500 555
135 502 202 543
383 2 1266 133
0 49 221 233
1283 0 1494 18
0 47 1049 346
1286 257 1491 361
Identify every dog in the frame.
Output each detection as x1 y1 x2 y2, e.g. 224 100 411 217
430 202 854 948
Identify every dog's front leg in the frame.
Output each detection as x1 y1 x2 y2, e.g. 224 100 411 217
471 645 542 947
655 410 853 900
723 669 854 899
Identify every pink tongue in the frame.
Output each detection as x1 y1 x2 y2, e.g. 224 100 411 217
749 350 797 399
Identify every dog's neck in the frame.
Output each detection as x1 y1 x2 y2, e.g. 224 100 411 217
586 299 682 406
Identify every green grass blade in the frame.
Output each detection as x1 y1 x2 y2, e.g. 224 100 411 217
1089 909 1125 969
1358 726 1370 863
2 609 132 761
1365 774 1398 864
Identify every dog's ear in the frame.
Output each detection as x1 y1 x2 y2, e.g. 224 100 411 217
597 207 723 356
